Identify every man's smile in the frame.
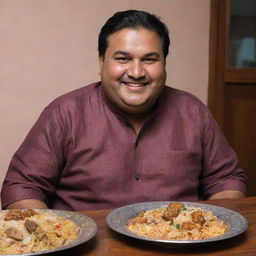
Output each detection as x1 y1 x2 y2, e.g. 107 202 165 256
121 81 148 88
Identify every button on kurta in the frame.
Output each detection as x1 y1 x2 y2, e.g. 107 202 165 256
135 175 140 181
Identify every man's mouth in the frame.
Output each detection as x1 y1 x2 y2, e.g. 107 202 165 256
122 81 147 87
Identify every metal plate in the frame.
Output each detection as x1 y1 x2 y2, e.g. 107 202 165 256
2 209 97 256
106 201 248 247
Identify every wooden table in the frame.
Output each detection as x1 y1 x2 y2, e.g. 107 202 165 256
57 197 256 256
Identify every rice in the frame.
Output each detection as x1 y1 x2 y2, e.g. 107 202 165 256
0 210 80 254
126 205 228 241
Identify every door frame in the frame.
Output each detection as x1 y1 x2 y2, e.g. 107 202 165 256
208 0 256 126
208 0 229 130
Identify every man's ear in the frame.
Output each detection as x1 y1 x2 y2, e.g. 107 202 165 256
98 56 104 76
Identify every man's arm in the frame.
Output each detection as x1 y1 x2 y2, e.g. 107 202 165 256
199 104 247 199
1 105 65 210
209 190 245 200
5 199 48 209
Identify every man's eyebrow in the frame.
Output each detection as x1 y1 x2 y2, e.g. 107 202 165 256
113 51 160 58
144 52 160 58
113 51 130 56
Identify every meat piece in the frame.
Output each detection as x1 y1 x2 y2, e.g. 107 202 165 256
4 210 23 221
181 221 197 231
162 207 179 221
5 227 24 241
162 203 185 221
35 226 44 234
38 233 49 242
22 209 37 219
191 210 206 225
36 233 51 247
25 219 39 233
168 203 185 211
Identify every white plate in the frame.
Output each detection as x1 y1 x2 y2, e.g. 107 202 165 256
2 209 97 256
106 201 248 247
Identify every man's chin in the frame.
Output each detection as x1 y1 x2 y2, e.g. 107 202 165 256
121 102 153 115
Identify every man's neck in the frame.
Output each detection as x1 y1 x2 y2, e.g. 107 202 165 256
126 112 152 135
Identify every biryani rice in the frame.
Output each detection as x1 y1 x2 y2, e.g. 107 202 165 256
126 204 228 241
0 209 80 254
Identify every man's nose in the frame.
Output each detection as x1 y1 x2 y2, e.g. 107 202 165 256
127 60 146 79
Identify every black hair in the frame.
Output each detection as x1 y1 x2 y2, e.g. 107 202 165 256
98 10 170 59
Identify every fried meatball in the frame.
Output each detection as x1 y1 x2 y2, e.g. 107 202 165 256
162 203 185 221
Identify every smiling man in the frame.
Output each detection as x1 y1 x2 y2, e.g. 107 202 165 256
1 10 246 211
99 27 166 134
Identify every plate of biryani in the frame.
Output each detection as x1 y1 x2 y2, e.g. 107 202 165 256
0 209 97 255
106 201 248 247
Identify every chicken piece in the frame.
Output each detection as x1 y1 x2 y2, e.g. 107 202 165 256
4 210 23 221
181 221 198 231
168 203 185 211
5 227 24 241
38 233 49 242
36 232 52 247
22 209 37 219
191 210 206 225
35 226 44 234
162 203 185 221
25 219 39 233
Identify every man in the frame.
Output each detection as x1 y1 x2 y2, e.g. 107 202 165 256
1 10 246 211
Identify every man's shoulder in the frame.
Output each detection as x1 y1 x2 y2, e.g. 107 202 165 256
163 85 205 107
47 82 100 109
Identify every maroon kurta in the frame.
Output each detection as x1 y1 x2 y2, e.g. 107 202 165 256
1 82 246 210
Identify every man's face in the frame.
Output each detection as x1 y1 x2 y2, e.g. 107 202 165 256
99 28 166 115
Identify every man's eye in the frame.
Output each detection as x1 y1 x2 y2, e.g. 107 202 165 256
115 57 129 63
144 58 157 63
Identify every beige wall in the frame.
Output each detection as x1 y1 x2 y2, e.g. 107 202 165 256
0 0 210 198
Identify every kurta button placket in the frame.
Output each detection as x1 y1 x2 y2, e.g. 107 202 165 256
134 136 140 181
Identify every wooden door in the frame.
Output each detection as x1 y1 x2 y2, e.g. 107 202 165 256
208 0 256 196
